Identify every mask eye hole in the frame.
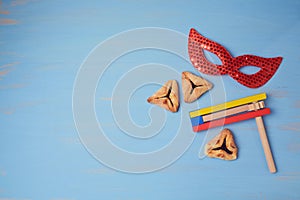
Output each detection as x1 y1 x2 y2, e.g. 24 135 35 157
239 66 261 75
203 50 222 65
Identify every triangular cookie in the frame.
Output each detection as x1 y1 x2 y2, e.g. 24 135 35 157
182 71 213 103
205 128 238 160
147 80 179 113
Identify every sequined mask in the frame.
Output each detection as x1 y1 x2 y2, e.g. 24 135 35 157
188 28 283 88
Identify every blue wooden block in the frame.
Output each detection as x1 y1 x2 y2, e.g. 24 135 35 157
190 116 204 127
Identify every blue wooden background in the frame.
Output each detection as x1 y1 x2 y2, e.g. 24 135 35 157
1 0 300 199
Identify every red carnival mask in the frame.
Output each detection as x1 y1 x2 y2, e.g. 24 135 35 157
188 28 283 88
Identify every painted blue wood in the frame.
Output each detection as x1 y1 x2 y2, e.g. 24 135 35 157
0 0 299 199
190 116 204 127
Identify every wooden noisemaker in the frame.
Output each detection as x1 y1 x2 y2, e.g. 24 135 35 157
190 93 276 173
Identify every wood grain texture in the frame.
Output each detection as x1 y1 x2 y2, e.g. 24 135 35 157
0 0 299 199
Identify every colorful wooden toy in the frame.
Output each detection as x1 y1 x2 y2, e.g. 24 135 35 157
190 93 276 173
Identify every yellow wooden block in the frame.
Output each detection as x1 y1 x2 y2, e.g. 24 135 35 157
189 93 267 118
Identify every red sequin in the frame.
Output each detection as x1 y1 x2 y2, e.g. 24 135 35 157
188 28 283 88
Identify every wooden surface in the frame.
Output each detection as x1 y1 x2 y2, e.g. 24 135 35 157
0 0 300 199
